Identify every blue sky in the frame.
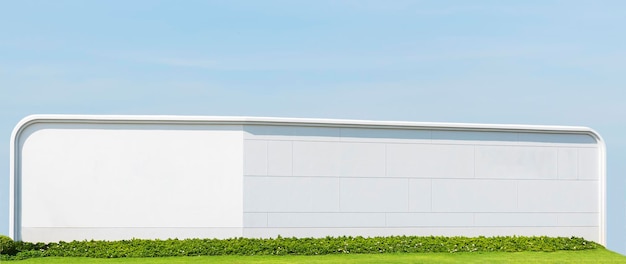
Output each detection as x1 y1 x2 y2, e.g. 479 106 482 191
2 0 626 253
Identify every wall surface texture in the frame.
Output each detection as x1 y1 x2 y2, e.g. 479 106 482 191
10 115 605 244
13 121 244 242
242 125 602 243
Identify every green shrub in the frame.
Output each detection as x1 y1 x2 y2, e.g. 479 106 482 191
0 235 16 255
0 235 600 260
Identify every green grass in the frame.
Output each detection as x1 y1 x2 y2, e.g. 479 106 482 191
6 249 626 263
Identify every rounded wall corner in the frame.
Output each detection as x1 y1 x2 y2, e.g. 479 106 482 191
10 115 47 142
581 127 607 246
9 114 57 240
583 127 606 146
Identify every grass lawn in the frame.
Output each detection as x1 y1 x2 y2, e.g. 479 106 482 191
6 249 626 263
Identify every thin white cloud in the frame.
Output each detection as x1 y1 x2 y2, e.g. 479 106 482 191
150 58 218 69
104 42 577 72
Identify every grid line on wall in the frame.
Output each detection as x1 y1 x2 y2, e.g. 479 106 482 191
243 174 600 182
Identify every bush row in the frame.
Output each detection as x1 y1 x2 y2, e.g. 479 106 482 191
1 235 600 260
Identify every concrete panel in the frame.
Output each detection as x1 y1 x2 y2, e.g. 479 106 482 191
557 213 599 226
386 213 473 227
432 180 517 212
558 148 578 179
19 126 244 229
244 177 340 212
386 144 474 178
244 140 267 176
474 213 557 227
340 178 408 212
267 213 385 227
475 146 557 179
243 213 268 227
579 148 600 180
339 142 386 177
518 180 599 212
267 141 293 176
292 141 341 176
408 179 432 212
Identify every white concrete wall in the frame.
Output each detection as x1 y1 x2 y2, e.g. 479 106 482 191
16 122 244 242
10 116 604 244
242 125 602 243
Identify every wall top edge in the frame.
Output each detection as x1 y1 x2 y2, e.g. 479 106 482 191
13 114 601 135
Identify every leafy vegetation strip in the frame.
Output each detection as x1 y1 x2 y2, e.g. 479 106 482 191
1 235 599 260
6 250 626 264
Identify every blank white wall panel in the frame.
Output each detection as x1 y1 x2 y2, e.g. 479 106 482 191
579 148 600 180
557 213 599 226
267 213 386 228
517 180 599 212
267 141 293 176
432 180 518 212
243 176 340 212
244 140 267 176
16 122 243 241
408 179 432 212
475 146 557 179
11 115 605 245
339 178 408 212
292 141 341 177
386 213 473 227
243 213 268 228
474 213 558 227
339 143 386 177
386 144 474 178
557 148 578 179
